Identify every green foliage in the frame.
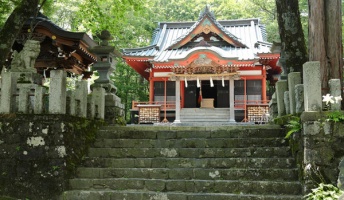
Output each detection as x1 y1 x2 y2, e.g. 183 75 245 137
326 111 344 123
304 183 344 200
0 0 20 27
285 116 301 139
113 60 148 122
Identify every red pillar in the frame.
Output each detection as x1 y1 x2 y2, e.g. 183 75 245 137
181 81 185 108
262 66 267 104
149 72 154 103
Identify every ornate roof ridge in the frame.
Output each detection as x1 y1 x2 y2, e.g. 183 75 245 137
198 5 216 20
166 7 247 50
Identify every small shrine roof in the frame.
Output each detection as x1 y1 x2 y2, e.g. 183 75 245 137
15 13 98 77
23 13 97 49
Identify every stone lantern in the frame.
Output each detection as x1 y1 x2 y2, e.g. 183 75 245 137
89 30 117 93
88 30 124 123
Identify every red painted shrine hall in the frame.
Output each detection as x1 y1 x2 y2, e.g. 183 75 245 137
122 7 281 123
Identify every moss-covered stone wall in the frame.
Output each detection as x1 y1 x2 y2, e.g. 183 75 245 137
0 114 103 200
289 112 344 194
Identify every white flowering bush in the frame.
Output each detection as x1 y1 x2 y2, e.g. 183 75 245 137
322 94 344 122
322 93 342 107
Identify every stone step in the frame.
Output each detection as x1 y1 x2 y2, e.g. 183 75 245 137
181 112 229 116
82 157 295 169
180 108 230 114
180 112 230 116
87 147 291 158
97 126 285 139
179 116 230 120
60 190 303 200
68 178 302 195
76 167 299 181
179 118 230 122
93 138 287 148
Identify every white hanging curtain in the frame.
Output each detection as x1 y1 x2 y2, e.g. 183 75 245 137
222 76 225 87
210 77 214 87
197 77 201 88
184 77 188 88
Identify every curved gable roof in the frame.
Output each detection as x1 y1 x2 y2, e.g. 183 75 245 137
167 7 247 50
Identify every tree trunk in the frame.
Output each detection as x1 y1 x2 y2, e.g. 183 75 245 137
0 0 39 72
308 0 343 94
275 0 308 73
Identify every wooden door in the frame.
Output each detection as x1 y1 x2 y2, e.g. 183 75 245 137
184 81 197 108
217 80 229 107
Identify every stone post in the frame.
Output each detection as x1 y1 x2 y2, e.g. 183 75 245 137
0 71 16 113
18 85 31 113
303 61 322 111
284 91 290 115
288 72 301 114
329 79 341 111
276 80 288 117
338 159 344 193
49 70 67 114
87 95 95 119
295 84 304 113
93 87 105 119
268 93 278 118
67 91 75 116
74 80 88 118
34 85 46 114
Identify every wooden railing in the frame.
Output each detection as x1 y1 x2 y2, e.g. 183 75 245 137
132 101 177 111
234 100 270 109
132 100 269 110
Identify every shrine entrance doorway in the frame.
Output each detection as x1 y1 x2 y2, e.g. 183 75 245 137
183 80 230 108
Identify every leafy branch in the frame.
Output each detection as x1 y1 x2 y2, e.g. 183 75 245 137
285 116 301 139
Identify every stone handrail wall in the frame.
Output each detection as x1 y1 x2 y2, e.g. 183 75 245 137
270 61 344 194
0 69 124 121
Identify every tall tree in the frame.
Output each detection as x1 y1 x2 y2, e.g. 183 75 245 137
308 0 343 94
0 0 39 72
275 0 308 74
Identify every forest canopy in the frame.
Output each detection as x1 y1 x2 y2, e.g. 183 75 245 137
0 0 333 121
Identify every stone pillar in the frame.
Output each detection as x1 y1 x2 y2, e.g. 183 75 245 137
49 70 67 114
67 91 75 116
295 84 304 113
34 85 46 114
276 80 288 117
75 80 88 117
174 79 181 123
87 95 95 119
284 91 290 115
303 61 322 111
268 93 278 118
229 78 235 122
18 85 31 113
338 159 344 191
302 121 322 193
288 72 301 114
329 79 341 111
93 87 105 119
0 71 16 113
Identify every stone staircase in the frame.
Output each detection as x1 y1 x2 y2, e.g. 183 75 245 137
180 108 230 123
60 125 303 200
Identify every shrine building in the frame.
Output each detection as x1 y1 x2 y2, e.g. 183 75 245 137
122 6 280 124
